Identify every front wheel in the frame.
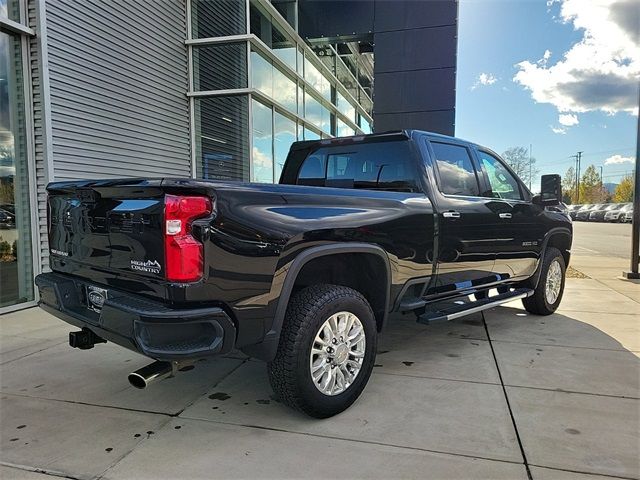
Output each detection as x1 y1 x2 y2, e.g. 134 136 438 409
268 284 377 418
522 247 566 315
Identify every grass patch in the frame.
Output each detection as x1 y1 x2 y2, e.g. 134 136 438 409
567 266 590 279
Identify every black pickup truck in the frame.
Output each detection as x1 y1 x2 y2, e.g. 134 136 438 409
36 130 572 418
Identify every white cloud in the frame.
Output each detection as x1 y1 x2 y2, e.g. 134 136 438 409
605 154 635 164
472 73 498 90
558 113 579 126
514 0 640 117
550 125 567 134
252 146 272 168
538 49 553 66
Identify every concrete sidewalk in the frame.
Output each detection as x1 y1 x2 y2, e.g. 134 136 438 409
1 256 638 479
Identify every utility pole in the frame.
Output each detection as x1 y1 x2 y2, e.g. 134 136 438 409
623 91 640 279
571 152 583 203
576 151 583 203
600 165 604 198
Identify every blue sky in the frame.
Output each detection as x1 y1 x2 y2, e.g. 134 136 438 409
455 0 638 188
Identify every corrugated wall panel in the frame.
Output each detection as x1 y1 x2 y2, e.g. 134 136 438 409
45 0 191 181
29 0 49 271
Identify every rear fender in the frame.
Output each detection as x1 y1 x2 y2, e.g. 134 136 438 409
245 243 391 362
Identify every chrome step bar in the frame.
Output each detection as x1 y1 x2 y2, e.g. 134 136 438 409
416 288 534 325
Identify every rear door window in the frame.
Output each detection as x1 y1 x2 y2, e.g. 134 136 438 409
430 142 480 196
294 141 420 192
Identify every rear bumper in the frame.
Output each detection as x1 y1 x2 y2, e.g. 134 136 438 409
35 272 236 360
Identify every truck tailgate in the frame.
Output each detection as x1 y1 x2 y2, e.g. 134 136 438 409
47 180 167 281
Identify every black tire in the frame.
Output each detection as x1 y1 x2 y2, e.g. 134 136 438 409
268 284 377 418
522 247 566 315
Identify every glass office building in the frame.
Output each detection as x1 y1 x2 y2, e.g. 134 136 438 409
190 0 374 183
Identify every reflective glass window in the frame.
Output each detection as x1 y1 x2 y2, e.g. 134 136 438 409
272 67 297 113
297 85 304 116
250 1 296 71
297 48 304 76
271 25 296 71
0 31 34 307
336 91 356 124
430 142 480 196
304 57 331 101
304 128 320 141
360 116 372 134
251 100 273 183
337 119 355 137
304 92 330 135
195 95 249 181
251 49 296 113
274 112 296 182
193 43 247 91
251 49 273 98
192 0 246 38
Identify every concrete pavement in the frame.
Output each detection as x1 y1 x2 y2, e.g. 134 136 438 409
571 222 632 259
1 255 638 479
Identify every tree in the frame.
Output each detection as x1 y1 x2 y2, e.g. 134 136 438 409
613 174 635 203
579 165 607 203
501 147 539 187
562 166 577 204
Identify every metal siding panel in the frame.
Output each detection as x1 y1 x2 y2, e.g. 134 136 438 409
373 26 457 73
374 110 456 136
374 68 456 114
29 0 49 271
374 0 457 32
45 0 191 181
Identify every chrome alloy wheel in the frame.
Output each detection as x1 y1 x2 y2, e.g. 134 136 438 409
309 311 366 396
545 260 562 305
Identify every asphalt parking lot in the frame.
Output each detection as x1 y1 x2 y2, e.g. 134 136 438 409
1 225 639 480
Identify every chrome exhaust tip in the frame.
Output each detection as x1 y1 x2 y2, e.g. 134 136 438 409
128 360 174 389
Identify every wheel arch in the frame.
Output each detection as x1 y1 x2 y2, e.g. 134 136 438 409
544 228 572 267
256 243 391 362
528 227 572 289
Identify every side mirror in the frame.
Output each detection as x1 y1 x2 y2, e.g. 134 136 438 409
533 174 562 206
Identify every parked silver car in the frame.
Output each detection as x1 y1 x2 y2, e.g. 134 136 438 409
604 203 633 223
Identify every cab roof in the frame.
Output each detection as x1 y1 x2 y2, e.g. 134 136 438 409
289 130 478 152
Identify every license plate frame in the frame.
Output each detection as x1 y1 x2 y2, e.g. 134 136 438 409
86 285 108 313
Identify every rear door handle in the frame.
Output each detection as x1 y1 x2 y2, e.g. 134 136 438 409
499 213 512 219
443 211 461 219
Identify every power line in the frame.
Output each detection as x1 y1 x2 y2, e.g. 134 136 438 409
580 147 635 157
536 147 636 168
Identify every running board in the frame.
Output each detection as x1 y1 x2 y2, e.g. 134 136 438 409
416 288 534 325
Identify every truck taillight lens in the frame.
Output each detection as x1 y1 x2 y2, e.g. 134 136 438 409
164 195 212 282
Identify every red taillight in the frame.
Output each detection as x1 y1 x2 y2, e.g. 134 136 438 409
164 195 212 282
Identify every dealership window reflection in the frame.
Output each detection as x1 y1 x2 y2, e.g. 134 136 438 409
251 100 274 183
274 112 296 181
0 31 35 308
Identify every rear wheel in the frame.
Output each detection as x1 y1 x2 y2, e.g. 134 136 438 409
268 284 377 418
522 247 566 315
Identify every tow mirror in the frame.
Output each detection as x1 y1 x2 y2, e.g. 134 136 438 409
533 174 562 206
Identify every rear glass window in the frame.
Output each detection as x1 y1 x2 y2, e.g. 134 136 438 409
294 141 419 192
430 142 480 196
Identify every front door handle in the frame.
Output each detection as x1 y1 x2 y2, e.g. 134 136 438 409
443 211 461 219
499 213 512 219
